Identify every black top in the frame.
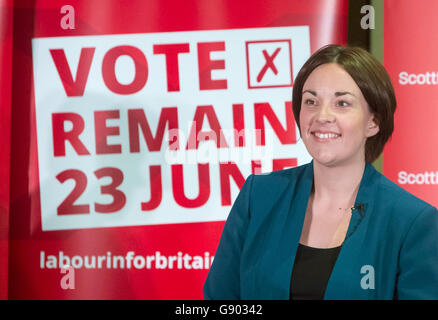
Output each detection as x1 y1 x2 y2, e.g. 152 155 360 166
290 243 342 300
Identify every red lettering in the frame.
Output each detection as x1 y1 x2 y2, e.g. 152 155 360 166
219 163 245 206
141 165 162 211
128 107 179 152
56 169 90 215
172 164 210 208
186 105 228 149
50 48 95 97
233 103 245 147
254 101 296 146
94 110 121 154
197 42 227 90
52 113 91 156
153 43 190 92
94 167 126 213
56 168 127 215
102 45 148 94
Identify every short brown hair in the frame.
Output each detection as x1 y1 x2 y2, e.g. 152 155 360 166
292 44 396 163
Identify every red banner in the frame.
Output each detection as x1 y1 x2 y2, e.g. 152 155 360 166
6 0 347 299
383 0 438 208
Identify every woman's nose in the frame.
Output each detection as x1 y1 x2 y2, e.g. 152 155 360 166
316 102 335 123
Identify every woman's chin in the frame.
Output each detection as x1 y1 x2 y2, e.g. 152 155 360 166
311 152 339 167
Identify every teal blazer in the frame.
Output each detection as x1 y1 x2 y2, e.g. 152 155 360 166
203 161 438 299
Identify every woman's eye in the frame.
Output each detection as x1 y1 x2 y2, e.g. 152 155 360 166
337 100 350 107
304 99 316 105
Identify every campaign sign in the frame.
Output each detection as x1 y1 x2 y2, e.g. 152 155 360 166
32 26 312 232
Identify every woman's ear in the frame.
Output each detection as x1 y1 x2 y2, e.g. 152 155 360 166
366 116 380 138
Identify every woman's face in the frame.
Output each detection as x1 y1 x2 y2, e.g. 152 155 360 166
299 63 379 167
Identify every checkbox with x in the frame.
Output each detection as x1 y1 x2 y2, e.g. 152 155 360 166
246 39 294 89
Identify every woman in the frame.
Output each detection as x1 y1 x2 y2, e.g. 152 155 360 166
203 44 438 300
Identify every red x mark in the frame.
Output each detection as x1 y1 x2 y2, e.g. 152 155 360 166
256 47 281 82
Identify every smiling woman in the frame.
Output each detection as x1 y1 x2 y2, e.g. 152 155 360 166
299 63 379 169
203 44 438 300
292 45 395 165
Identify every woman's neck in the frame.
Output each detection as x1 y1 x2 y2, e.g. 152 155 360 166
312 160 366 207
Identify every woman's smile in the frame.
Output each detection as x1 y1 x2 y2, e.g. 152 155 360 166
311 131 342 142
